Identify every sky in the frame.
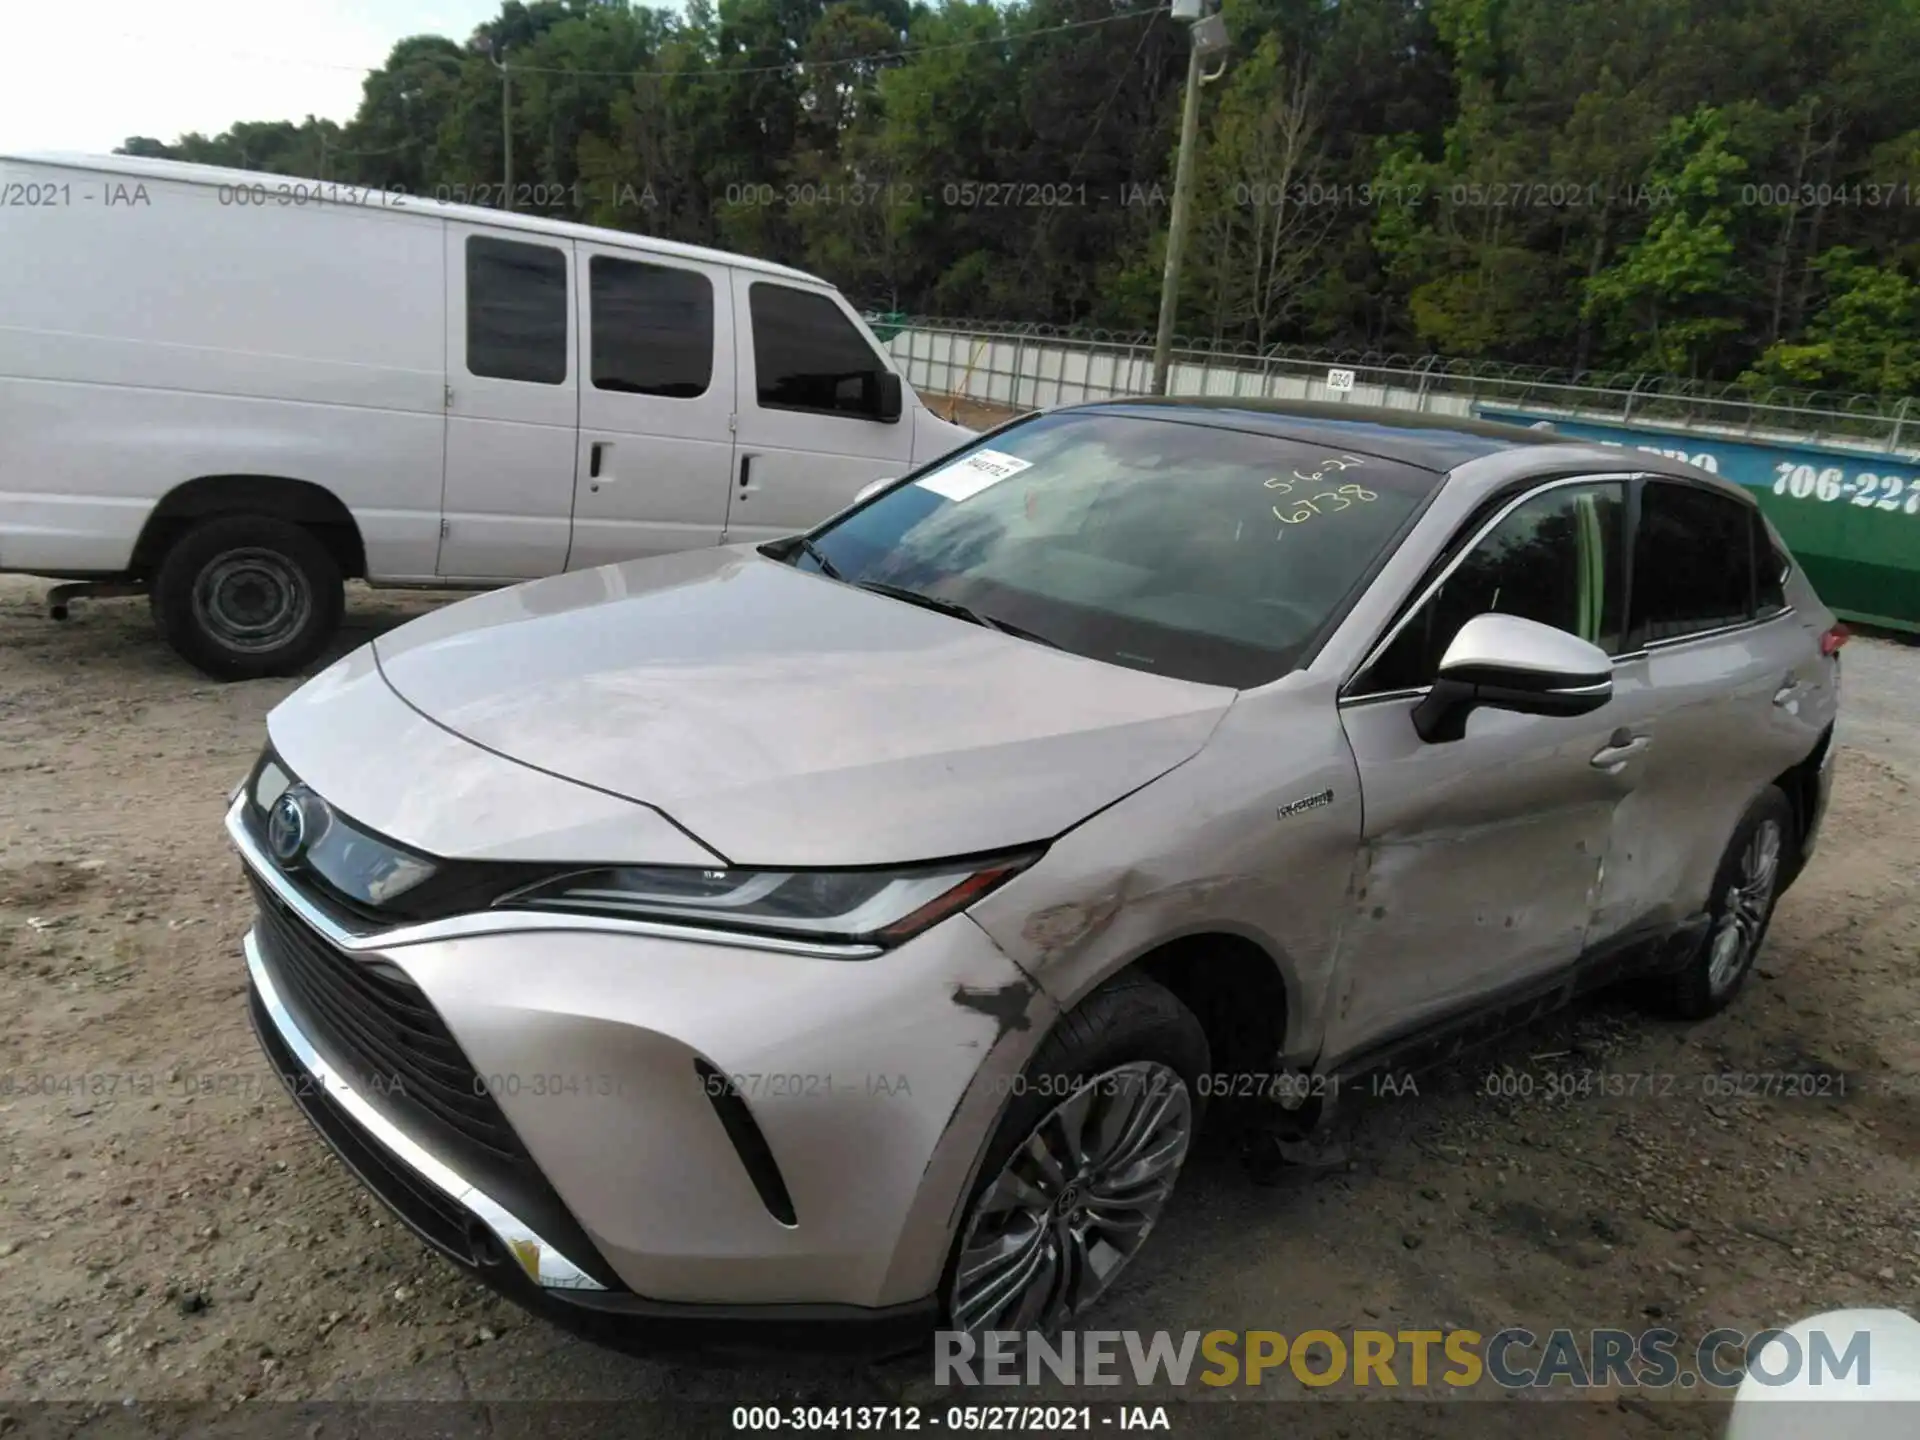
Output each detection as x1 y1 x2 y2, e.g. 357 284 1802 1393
1 0 511 153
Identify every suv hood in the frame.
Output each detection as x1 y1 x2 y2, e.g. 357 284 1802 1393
371 548 1233 867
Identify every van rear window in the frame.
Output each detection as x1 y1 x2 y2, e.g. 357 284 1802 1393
466 236 568 385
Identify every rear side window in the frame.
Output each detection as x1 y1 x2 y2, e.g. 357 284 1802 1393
466 236 568 385
1358 481 1627 694
749 283 890 419
589 257 713 398
1629 481 1756 644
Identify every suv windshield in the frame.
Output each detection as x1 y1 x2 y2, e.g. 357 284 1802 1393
792 410 1439 688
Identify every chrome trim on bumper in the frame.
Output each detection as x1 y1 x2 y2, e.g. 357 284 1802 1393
225 794 882 959
244 931 606 1292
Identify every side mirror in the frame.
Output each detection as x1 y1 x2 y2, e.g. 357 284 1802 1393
874 371 903 423
854 476 894 503
1411 613 1612 744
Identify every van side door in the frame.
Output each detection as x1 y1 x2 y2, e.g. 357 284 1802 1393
726 275 915 545
439 224 579 580
566 246 736 571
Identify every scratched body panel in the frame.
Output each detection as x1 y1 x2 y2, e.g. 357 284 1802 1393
968 671 1362 1066
1322 697 1624 1064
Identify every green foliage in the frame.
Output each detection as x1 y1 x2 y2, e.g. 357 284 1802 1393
1581 106 1749 376
118 0 1920 392
1745 248 1920 394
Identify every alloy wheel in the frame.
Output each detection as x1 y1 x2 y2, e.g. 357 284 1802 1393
1706 817 1783 995
950 1061 1192 1334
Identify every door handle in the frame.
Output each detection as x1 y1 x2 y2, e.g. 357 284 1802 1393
589 442 605 480
1590 733 1651 770
1773 672 1802 707
739 454 753 492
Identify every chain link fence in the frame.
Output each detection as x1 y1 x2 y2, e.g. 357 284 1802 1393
879 317 1918 459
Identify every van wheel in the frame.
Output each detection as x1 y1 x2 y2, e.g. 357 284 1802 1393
1655 786 1795 1020
151 516 343 680
942 974 1207 1336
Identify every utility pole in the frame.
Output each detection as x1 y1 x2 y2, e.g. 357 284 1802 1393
1150 3 1230 396
492 44 513 209
1150 44 1204 396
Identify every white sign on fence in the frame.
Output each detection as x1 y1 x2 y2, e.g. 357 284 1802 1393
1326 368 1356 394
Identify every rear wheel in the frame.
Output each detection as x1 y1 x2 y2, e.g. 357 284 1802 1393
942 974 1207 1335
1656 786 1794 1020
151 515 343 680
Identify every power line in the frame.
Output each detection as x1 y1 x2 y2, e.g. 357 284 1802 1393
1008 7 1169 295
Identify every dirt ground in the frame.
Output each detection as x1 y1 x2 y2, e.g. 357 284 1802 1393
3 570 1919 1438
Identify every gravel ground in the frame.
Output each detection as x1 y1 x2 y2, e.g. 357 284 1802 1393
2 569 1917 1439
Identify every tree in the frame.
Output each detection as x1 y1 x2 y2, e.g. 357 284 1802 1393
109 0 1920 393
1185 32 1334 346
1744 248 1920 394
1581 106 1748 376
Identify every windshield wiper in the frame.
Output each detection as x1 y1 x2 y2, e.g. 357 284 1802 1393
791 535 843 580
853 581 1061 648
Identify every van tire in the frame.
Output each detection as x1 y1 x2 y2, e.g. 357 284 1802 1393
150 515 343 680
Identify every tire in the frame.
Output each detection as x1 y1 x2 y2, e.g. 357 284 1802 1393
150 515 344 680
942 973 1209 1335
1655 785 1795 1020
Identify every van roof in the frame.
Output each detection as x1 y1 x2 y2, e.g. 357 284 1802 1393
2 151 830 286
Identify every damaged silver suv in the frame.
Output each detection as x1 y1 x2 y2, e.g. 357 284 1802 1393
229 399 1841 1347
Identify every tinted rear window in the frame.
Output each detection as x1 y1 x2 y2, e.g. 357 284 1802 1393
589 256 713 398
466 236 568 385
1630 481 1756 643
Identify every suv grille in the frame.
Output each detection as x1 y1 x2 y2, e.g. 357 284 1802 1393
249 874 518 1159
246 870 622 1290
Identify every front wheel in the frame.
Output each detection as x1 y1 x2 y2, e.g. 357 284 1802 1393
1656 786 1795 1020
150 515 344 680
942 974 1208 1335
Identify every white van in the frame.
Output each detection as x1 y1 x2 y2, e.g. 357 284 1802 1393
0 152 972 677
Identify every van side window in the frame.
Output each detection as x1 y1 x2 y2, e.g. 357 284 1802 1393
1628 481 1756 644
589 257 713 398
748 283 889 420
466 236 568 385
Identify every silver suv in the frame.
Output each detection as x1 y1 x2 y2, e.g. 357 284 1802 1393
229 400 1841 1348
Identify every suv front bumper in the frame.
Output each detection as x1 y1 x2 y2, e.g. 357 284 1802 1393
231 797 1058 1343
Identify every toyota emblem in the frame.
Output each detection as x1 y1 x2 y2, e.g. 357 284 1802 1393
267 788 316 866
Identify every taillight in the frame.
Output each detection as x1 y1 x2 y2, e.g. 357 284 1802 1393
1820 624 1850 657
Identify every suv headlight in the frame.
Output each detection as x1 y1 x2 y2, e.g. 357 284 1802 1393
496 855 1038 948
244 750 440 913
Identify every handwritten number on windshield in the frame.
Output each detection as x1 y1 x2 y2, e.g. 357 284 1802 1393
1266 454 1368 493
1274 482 1379 528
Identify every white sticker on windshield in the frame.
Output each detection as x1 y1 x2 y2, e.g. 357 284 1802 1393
914 448 1033 502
